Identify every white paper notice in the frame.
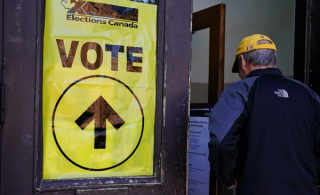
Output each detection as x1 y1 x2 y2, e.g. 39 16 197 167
188 117 210 195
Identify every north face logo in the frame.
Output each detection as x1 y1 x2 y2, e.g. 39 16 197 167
274 89 289 98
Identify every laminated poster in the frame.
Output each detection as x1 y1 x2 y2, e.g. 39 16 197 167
42 0 157 179
188 117 210 195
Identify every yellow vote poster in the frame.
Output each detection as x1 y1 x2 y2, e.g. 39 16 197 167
43 0 157 179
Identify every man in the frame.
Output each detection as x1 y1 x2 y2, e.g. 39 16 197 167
208 34 320 195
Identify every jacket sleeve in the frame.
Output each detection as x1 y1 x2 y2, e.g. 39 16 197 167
208 83 249 187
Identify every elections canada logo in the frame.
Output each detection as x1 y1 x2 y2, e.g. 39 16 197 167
61 0 139 28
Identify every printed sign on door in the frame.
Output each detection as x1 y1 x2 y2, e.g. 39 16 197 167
43 0 157 179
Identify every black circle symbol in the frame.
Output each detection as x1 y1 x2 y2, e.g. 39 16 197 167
52 75 144 171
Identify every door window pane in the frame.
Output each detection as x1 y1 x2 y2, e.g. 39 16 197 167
191 28 210 104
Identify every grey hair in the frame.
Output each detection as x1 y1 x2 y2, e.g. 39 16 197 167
237 49 277 67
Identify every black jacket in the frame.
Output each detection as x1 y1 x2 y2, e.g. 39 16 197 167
208 68 320 195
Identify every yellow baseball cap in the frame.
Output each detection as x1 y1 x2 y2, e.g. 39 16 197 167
232 34 277 73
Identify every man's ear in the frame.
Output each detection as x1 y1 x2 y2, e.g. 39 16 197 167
241 55 247 71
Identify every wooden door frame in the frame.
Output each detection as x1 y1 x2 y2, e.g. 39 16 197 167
191 4 225 109
0 0 192 194
294 0 320 96
0 0 3 191
293 0 311 84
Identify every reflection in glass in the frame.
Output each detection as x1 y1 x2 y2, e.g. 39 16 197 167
191 28 210 104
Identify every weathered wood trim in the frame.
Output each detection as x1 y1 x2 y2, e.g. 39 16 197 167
34 0 45 190
0 0 4 190
39 191 75 195
159 0 192 194
1 0 38 194
37 177 161 191
76 188 128 195
154 0 165 183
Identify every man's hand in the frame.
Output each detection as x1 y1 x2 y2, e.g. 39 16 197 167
227 179 238 190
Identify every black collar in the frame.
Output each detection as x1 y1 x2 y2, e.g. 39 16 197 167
246 68 283 78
